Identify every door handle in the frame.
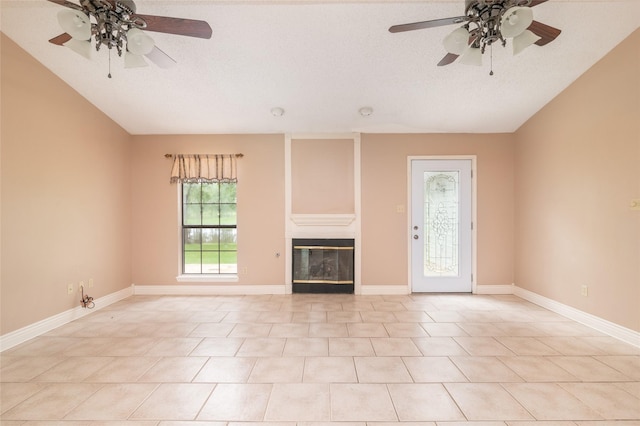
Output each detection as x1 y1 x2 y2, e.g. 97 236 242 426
413 235 419 240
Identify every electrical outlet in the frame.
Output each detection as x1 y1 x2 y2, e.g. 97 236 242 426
67 283 74 295
396 205 405 214
581 285 589 297
240 267 249 275
88 278 94 288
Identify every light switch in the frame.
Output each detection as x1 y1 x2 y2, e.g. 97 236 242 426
396 205 405 214
631 199 640 211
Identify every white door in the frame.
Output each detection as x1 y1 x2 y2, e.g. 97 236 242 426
411 159 472 292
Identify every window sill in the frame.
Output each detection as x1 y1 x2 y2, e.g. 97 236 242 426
176 274 239 283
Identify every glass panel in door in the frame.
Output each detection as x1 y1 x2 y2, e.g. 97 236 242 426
411 159 472 292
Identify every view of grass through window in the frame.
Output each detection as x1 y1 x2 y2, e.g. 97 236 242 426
182 182 237 274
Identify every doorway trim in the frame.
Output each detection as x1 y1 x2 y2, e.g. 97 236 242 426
407 155 478 294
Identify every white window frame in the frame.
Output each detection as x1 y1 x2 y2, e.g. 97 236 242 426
175 183 239 283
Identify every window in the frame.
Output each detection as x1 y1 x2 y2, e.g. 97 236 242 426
182 182 237 274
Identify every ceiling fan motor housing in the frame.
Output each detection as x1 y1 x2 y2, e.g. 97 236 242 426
464 0 533 50
79 0 146 55
115 0 137 14
465 0 532 12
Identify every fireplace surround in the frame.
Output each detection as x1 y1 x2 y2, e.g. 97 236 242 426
292 238 355 293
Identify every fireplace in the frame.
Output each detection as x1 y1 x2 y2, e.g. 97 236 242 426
292 238 354 293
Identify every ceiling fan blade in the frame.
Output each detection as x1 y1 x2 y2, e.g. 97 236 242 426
145 46 177 69
437 53 459 66
389 16 468 33
133 14 213 39
49 32 72 45
529 0 550 7
45 0 84 11
528 20 561 46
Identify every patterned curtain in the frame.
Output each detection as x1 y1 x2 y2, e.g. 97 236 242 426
169 154 239 184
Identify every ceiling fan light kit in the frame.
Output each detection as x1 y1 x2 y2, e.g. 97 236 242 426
459 46 483 66
57 9 91 40
47 0 212 76
513 29 542 55
64 38 93 59
389 0 561 72
126 28 154 56
443 27 470 55
499 7 533 38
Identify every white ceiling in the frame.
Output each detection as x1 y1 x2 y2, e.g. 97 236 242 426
1 0 639 135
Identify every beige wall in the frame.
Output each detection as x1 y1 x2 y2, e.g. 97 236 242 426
1 34 132 334
131 133 515 289
361 134 515 287
2 27 638 338
130 135 286 286
292 138 355 214
514 29 640 331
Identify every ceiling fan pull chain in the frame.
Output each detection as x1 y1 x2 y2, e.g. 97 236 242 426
108 48 112 79
489 44 494 76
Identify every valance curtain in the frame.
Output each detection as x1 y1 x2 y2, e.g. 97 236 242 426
169 154 238 184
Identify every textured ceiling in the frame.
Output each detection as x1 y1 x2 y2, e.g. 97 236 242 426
1 0 639 135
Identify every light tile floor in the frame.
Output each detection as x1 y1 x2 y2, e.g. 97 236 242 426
1 293 639 425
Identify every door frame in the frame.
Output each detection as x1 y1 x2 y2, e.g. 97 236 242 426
407 155 478 294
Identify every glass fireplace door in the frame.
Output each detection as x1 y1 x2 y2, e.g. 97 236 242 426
292 239 354 293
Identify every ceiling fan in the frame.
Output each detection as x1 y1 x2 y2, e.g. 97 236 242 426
389 0 561 70
47 0 212 76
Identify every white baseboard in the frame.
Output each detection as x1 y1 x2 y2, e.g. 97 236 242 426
514 286 640 348
135 284 416 296
132 284 287 295
358 284 514 296
0 286 134 352
136 284 416 296
474 284 515 294
359 285 410 295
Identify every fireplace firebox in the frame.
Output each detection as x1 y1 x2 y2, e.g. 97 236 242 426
292 239 354 293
